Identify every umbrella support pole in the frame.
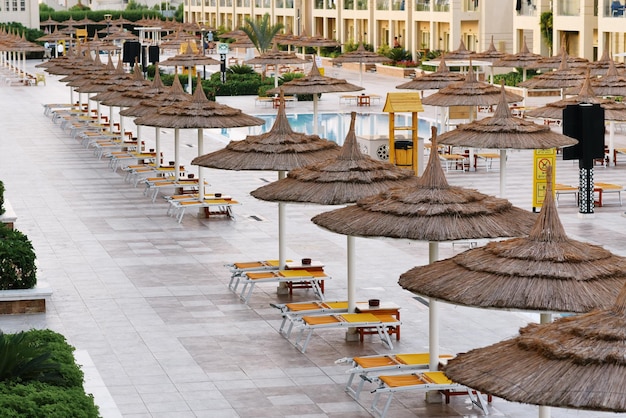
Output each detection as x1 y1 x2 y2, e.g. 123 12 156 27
427 241 441 405
277 172 289 294
537 311 551 418
609 121 615 167
313 97 319 135
500 149 507 198
197 129 205 205
174 129 180 180
345 235 360 341
155 128 161 171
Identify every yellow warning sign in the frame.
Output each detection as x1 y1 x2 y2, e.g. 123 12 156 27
532 148 556 209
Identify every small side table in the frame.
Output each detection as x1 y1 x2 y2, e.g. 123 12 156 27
355 302 401 340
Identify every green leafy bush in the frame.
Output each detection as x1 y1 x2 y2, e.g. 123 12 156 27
0 225 37 290
0 329 99 417
0 180 4 216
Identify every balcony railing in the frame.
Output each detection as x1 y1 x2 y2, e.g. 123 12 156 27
391 0 405 10
434 0 449 12
556 0 580 15
377 0 389 10
464 0 478 11
415 0 430 10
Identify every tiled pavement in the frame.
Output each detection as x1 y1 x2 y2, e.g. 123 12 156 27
1 57 626 418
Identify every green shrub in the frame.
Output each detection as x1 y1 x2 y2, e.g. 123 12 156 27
0 180 4 216
0 225 37 290
0 330 99 417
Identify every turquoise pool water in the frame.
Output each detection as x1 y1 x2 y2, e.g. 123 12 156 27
244 112 439 145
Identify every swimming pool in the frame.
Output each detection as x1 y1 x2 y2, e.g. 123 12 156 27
240 112 440 145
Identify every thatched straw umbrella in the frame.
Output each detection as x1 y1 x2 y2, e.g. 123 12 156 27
244 43 308 88
518 52 587 98
251 112 419 312
439 39 475 62
492 37 544 82
134 76 264 192
472 36 507 84
120 74 191 172
436 82 577 197
331 42 392 86
526 45 589 71
421 63 523 167
525 71 626 164
587 49 626 76
159 40 220 93
568 58 626 97
312 126 536 370
421 63 523 107
267 59 363 134
395 55 465 92
399 172 626 314
444 280 626 415
192 92 340 276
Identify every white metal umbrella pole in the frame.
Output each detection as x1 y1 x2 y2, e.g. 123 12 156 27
609 120 615 166
428 241 440 372
197 128 205 200
347 235 356 313
538 312 553 418
500 149 507 198
109 106 114 132
155 128 161 170
174 128 180 180
313 96 319 135
278 170 287 270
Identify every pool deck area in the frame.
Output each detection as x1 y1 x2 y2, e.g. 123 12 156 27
3 56 626 418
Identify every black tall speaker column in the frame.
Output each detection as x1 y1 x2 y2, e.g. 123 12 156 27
562 103 605 215
122 41 141 64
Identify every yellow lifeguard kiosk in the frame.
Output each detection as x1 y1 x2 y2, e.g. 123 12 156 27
382 92 424 176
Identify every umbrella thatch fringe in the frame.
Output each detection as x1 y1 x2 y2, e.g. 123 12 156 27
250 112 417 204
444 338 626 412
437 83 577 149
312 203 534 241
396 55 466 90
267 59 363 95
121 74 190 118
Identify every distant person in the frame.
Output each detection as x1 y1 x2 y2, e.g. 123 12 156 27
207 31 214 42
57 43 64 57
393 37 401 48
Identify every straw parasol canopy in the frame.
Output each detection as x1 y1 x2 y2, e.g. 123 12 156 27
588 49 626 76
133 76 265 187
399 173 626 314
311 126 535 242
292 31 340 48
436 82 577 197
472 36 506 63
444 281 626 412
421 63 523 107
192 93 341 275
267 59 363 134
396 55 466 91
251 112 418 205
312 126 535 370
518 52 586 91
526 45 589 70
251 111 419 312
244 43 308 87
439 39 475 61
492 37 544 81
566 58 626 97
525 71 626 122
191 91 340 171
331 42 391 85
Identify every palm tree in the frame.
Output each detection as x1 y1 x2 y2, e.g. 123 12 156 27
241 13 284 54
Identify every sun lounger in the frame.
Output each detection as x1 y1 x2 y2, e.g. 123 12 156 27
227 259 292 291
554 183 578 207
271 300 351 337
439 153 467 172
337 353 454 400
144 178 206 202
594 182 623 206
168 198 240 223
370 371 490 418
474 152 500 171
237 269 330 305
293 312 400 353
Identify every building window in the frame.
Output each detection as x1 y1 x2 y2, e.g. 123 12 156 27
415 0 429 10
376 0 388 10
12 0 17 11
434 0 449 11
